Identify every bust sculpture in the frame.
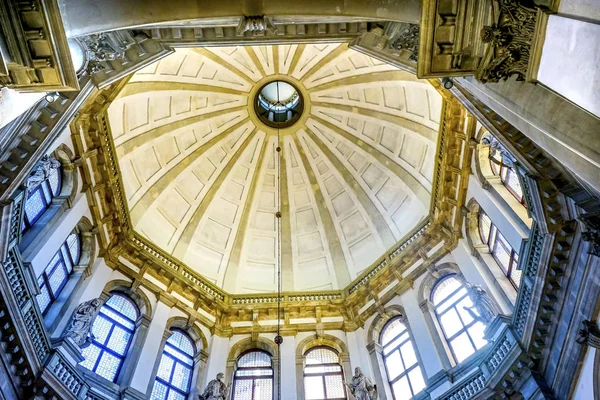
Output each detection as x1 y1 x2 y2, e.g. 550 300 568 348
199 373 231 400
346 367 378 400
63 298 102 348
463 284 500 324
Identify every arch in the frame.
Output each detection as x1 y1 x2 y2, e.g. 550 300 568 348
102 279 153 319
231 349 274 400
367 305 406 344
417 263 462 306
74 216 96 274
226 337 279 399
151 329 197 400
52 143 79 205
166 316 209 351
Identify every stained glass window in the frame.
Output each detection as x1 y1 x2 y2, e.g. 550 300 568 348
232 350 273 400
22 165 62 233
151 330 195 400
479 211 522 288
431 275 488 363
80 294 138 382
487 136 525 205
381 318 426 400
303 347 346 400
36 232 80 314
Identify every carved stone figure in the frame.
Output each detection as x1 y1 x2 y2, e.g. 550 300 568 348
579 213 600 257
390 23 420 62
481 134 515 168
346 367 378 400
199 373 231 400
463 284 500 324
576 320 600 348
236 15 277 36
80 31 137 74
26 155 61 191
63 298 102 348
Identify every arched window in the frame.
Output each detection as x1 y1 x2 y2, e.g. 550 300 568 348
21 164 62 232
151 330 196 400
232 350 273 400
303 347 346 400
80 294 138 382
36 232 80 314
487 137 524 205
380 318 426 399
431 275 488 363
479 211 522 288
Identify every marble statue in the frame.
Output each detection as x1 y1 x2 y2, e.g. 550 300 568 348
26 155 61 191
199 373 231 400
63 298 102 348
463 284 499 324
346 367 378 400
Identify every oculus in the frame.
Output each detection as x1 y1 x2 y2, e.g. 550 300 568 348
255 80 303 128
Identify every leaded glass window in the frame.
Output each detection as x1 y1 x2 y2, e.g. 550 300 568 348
151 330 196 400
22 165 62 232
303 347 346 400
381 318 426 400
487 137 525 205
431 275 488 363
479 211 522 288
36 232 81 314
80 294 138 382
232 350 273 400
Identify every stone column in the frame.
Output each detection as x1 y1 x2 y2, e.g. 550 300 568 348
402 292 448 375
279 337 297 400
346 329 374 377
203 335 230 387
129 297 172 394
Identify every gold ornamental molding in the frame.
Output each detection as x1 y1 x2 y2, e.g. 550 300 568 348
71 74 472 336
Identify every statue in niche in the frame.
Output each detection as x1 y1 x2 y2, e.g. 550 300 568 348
26 155 61 191
63 298 102 348
346 367 378 400
463 284 500 324
199 373 231 400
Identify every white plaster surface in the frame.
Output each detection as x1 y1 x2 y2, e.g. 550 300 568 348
538 15 600 118
572 346 596 400
0 88 43 130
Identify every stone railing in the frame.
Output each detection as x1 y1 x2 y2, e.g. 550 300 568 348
46 351 89 398
231 292 343 305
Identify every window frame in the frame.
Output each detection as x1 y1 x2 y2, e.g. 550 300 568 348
431 275 488 364
37 232 80 315
488 145 525 206
478 212 521 289
232 349 274 400
22 166 62 232
81 294 138 382
152 329 196 400
303 346 347 400
380 317 425 400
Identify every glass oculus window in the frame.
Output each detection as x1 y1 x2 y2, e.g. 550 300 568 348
487 138 525 205
380 318 426 400
232 350 273 400
36 232 81 314
431 275 488 363
303 347 346 400
151 330 196 400
22 164 62 232
80 294 138 382
479 211 522 288
254 80 303 128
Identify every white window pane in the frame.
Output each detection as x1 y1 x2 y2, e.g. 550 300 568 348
325 374 345 398
381 319 407 346
238 350 271 367
304 365 341 374
439 308 463 338
106 325 131 355
392 376 412 400
105 295 138 320
450 332 475 363
385 349 404 380
305 376 325 399
456 297 475 325
383 332 409 356
432 277 461 305
91 315 113 345
400 342 417 368
167 331 195 356
101 307 135 330
168 391 185 400
468 322 488 350
408 367 426 395
95 351 121 381
171 362 191 391
254 378 273 400
80 344 101 370
306 348 338 364
480 213 492 243
436 288 467 313
234 379 253 399
151 380 168 400
156 356 174 381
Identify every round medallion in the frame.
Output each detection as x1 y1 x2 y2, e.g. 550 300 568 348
255 80 304 128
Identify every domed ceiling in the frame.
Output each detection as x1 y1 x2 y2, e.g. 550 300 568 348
107 43 443 294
